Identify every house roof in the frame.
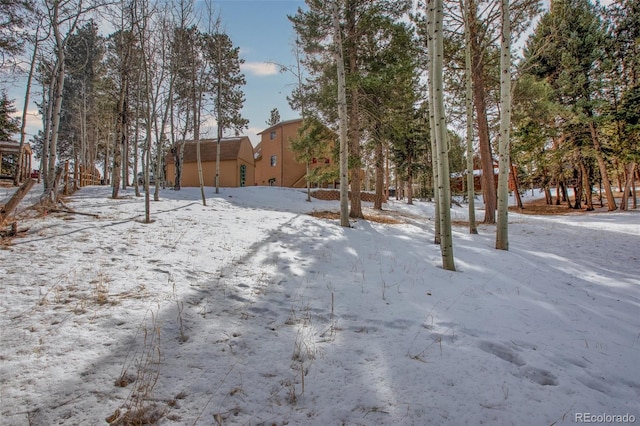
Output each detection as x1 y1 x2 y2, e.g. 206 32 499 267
257 118 303 136
0 141 32 154
167 137 250 164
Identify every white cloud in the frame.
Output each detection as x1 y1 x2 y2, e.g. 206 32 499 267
241 62 279 76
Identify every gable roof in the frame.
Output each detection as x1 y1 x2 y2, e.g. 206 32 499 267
0 141 31 154
257 118 303 136
167 137 250 164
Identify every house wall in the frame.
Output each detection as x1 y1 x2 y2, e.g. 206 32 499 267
165 138 255 188
171 160 255 188
255 120 306 187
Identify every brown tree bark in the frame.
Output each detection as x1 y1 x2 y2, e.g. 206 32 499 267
588 121 617 211
469 0 496 223
581 160 594 211
374 135 384 210
620 162 636 211
346 0 363 219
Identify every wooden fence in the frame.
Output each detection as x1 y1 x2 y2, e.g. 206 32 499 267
61 161 101 195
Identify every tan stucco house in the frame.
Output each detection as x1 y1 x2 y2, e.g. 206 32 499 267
165 137 254 188
254 118 337 188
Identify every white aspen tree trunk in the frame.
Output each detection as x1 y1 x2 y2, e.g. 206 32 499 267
134 0 153 223
426 2 441 245
154 25 173 201
432 0 455 271
112 4 133 199
195 94 206 205
496 0 511 250
81 86 88 184
290 39 311 202
215 59 222 195
463 0 478 235
15 23 42 185
42 75 55 189
48 9 67 202
134 72 142 197
332 0 350 228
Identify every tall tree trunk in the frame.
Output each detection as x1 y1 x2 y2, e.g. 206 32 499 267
495 0 511 250
632 165 637 209
620 162 636 211
587 121 616 211
426 12 441 245
431 0 455 270
155 71 174 202
374 131 384 210
511 163 523 209
333 0 350 228
112 27 132 199
407 152 414 205
48 53 66 201
41 75 54 189
195 92 206 206
111 97 126 199
15 24 42 185
174 108 190 191
346 0 363 219
469 0 497 224
463 0 478 234
573 167 583 209
215 48 222 195
581 160 594 211
134 74 142 197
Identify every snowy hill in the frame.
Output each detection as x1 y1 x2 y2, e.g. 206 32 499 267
1 185 638 425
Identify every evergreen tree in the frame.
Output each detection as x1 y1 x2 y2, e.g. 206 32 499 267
203 31 248 194
60 21 105 173
524 0 617 210
0 91 20 140
0 0 33 70
266 108 281 126
170 25 201 191
290 0 413 221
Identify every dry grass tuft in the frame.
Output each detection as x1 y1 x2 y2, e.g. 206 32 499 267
309 210 405 225
111 310 164 425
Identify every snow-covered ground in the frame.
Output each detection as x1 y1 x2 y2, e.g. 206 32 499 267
1 185 638 425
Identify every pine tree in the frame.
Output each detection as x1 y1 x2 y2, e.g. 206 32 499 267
60 21 105 183
266 108 281 126
290 0 413 222
0 92 20 140
525 0 617 211
203 31 248 195
0 0 33 69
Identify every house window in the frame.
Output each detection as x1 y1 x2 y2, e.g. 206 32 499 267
270 130 277 140
312 158 317 164
268 178 276 186
270 155 277 166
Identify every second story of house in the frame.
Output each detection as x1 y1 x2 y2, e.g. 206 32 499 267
254 118 306 187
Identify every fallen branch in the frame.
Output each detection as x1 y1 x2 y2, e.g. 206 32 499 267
49 208 100 218
0 178 35 224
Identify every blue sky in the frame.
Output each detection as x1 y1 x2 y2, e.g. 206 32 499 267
196 0 307 144
10 0 306 148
